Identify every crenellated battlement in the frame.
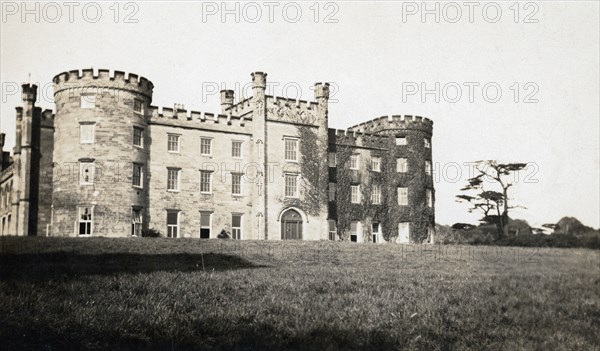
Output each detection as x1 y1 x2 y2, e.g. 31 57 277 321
52 68 154 101
147 105 252 132
36 108 55 128
349 115 434 135
228 97 253 117
329 128 390 149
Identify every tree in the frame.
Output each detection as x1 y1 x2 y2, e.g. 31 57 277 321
456 160 528 238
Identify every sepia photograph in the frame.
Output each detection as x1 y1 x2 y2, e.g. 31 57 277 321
0 1 599 350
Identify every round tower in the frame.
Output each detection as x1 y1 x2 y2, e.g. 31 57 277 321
51 69 154 237
353 115 434 243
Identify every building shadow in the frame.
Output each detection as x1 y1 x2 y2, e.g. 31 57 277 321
0 251 265 282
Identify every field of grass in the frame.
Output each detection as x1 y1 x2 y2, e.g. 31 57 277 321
1 237 599 350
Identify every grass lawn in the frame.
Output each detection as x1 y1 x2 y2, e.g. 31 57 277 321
1 237 599 350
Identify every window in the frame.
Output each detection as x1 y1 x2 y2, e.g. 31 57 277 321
133 127 143 147
371 157 381 172
132 163 143 188
134 99 144 114
372 222 381 243
328 152 336 167
395 136 407 145
167 210 179 238
200 138 212 156
78 206 93 236
425 160 432 176
351 185 361 203
200 171 212 193
397 158 408 173
398 187 408 206
371 185 381 204
79 161 95 185
232 214 242 240
132 209 142 237
285 174 298 198
79 122 95 144
328 220 337 241
424 138 431 148
232 141 242 158
328 183 336 201
200 211 211 239
350 154 359 170
167 168 180 191
350 221 359 242
167 134 180 153
426 189 433 207
285 138 299 161
80 94 96 109
232 173 242 195
398 222 410 243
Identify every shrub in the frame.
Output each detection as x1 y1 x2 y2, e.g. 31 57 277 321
142 228 161 238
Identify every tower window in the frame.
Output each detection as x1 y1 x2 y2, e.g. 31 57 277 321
285 138 299 162
132 208 142 237
232 173 242 195
425 161 432 176
398 187 408 206
232 141 242 158
167 168 180 191
134 99 144 114
200 138 212 156
79 122 95 144
132 163 143 188
285 174 299 198
424 138 431 148
397 158 408 173
78 206 94 236
371 185 381 204
328 220 337 241
133 127 144 147
350 154 360 170
79 161 95 185
351 185 361 203
232 214 242 240
371 157 381 172
168 134 180 153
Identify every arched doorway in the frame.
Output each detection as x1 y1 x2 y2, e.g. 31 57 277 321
281 209 303 240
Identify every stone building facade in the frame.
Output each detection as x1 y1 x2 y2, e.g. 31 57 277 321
0 69 434 243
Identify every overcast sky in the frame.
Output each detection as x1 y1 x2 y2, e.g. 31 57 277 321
1 1 598 228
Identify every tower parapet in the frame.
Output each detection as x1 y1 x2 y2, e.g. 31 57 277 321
350 115 433 135
52 69 154 103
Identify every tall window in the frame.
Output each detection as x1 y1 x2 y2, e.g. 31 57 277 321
134 99 144 114
167 168 180 191
133 127 143 147
200 138 212 155
328 183 336 201
398 222 410 243
425 160 432 176
285 138 299 161
79 122 95 144
132 209 142 237
200 211 211 239
328 152 336 167
351 185 361 203
397 158 408 173
232 214 242 240
285 174 298 198
328 220 337 241
232 173 242 195
426 189 433 207
200 171 212 193
350 221 359 242
398 187 408 206
167 134 180 153
395 136 407 145
80 94 96 109
79 161 95 185
372 223 381 243
350 154 359 170
167 210 179 238
424 138 431 148
132 163 143 188
371 157 381 172
371 185 381 204
78 206 93 236
232 141 242 158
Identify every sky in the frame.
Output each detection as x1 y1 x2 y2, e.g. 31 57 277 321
1 1 599 228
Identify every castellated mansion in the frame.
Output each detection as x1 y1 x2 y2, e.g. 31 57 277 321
0 69 435 243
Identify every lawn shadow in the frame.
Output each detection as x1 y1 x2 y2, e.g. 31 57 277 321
0 251 266 282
